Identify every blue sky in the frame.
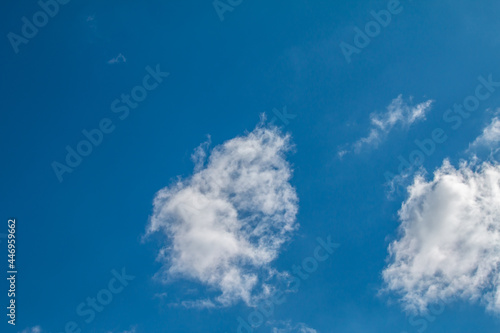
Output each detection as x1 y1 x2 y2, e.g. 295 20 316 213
2 0 500 332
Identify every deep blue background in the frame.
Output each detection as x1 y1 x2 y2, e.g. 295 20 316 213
1 0 500 332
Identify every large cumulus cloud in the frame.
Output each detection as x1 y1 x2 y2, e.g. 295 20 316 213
147 124 298 307
383 160 500 313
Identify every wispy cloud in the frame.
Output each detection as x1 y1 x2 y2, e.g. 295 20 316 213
153 292 168 299
146 123 298 307
341 95 433 156
269 320 318 333
468 116 500 152
383 159 500 314
108 53 127 64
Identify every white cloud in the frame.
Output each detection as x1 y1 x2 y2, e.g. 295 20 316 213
468 116 500 151
153 292 168 299
383 159 500 314
270 320 318 333
108 53 127 64
18 327 41 333
346 95 433 154
146 124 298 307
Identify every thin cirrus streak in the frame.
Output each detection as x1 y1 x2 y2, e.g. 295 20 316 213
339 95 433 157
